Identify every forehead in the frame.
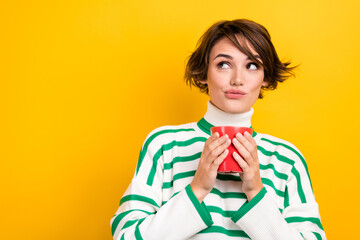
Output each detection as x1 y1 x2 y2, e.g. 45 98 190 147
209 35 258 58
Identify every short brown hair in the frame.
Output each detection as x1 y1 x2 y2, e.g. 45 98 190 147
184 19 296 99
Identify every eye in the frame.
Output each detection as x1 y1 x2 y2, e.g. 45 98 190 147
217 61 231 69
247 62 259 70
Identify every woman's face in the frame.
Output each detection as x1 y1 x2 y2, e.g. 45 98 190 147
200 36 267 114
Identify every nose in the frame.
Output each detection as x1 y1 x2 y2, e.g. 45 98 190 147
230 68 244 86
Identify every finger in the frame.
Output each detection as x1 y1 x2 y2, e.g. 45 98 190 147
236 132 254 153
212 149 229 168
243 131 259 162
202 132 221 159
239 172 244 181
209 138 231 160
207 134 229 153
235 133 257 160
202 134 229 162
207 132 220 144
244 131 256 145
213 134 229 146
232 137 252 163
233 151 249 171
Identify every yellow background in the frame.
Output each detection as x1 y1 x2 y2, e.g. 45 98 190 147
1 0 359 239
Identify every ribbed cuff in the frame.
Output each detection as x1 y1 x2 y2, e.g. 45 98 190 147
185 184 213 227
231 187 267 223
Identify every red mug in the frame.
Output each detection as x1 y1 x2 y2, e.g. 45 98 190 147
210 126 253 173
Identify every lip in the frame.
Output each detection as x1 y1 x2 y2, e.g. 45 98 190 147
225 89 247 99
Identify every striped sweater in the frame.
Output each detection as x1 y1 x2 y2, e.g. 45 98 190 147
111 102 326 240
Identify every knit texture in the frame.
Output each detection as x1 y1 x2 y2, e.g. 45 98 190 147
111 102 326 240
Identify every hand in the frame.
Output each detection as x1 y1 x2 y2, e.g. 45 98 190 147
190 132 231 202
232 131 264 201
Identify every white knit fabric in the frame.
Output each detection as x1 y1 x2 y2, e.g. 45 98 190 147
111 102 326 240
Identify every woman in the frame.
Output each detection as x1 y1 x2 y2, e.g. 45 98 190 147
111 19 326 240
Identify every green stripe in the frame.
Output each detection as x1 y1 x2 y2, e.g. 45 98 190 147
134 218 144 240
261 137 313 189
111 209 154 235
261 178 285 197
208 205 283 218
210 187 247 199
147 137 207 185
199 225 250 238
122 219 137 229
312 231 323 240
260 163 288 180
197 118 213 135
257 145 295 165
231 187 267 223
162 170 196 189
163 152 201 170
185 184 213 227
284 186 290 208
258 145 306 202
135 128 195 174
291 166 307 203
162 191 180 205
166 187 247 204
120 195 160 208
285 217 324 230
146 148 163 185
207 205 236 218
173 170 196 181
122 217 146 230
197 117 257 137
216 173 241 181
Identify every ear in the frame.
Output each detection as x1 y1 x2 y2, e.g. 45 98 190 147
261 81 269 87
199 79 207 85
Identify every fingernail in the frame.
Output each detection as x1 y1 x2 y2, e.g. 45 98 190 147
236 133 241 138
244 131 250 137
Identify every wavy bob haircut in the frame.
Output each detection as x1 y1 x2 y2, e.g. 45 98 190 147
184 19 296 99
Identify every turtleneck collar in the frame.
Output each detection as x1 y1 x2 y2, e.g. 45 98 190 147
197 101 257 136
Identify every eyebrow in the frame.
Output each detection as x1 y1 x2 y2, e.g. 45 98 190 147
213 53 261 61
213 54 233 60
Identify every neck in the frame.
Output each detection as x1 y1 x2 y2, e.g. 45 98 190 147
203 101 254 127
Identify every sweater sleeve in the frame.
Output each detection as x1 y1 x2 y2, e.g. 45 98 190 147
231 151 326 239
110 130 213 240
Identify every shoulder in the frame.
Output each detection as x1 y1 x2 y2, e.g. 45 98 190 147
141 122 204 150
255 132 305 165
256 132 313 186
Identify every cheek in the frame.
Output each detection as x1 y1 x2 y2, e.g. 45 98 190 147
207 72 225 92
207 82 222 98
248 73 265 91
252 81 264 91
